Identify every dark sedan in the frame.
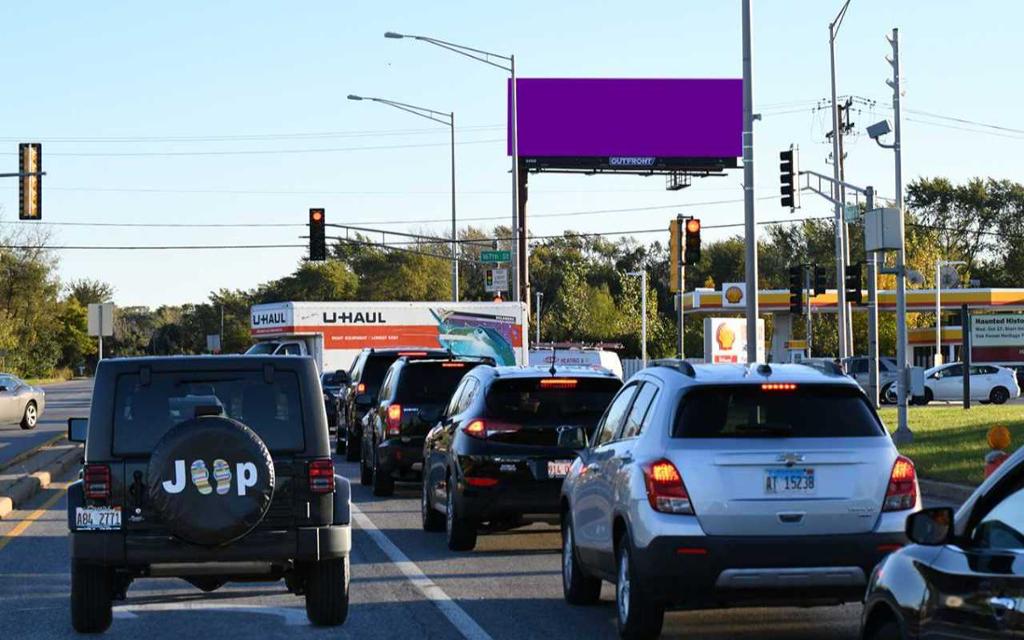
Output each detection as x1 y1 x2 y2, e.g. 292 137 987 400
422 366 622 551
861 446 1024 639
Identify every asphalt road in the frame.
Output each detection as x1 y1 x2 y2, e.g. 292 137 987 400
0 380 959 639
0 379 94 468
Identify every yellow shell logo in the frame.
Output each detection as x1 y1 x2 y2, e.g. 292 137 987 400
724 286 743 304
716 322 737 350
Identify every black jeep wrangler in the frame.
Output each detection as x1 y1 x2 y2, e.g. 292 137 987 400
67 356 351 633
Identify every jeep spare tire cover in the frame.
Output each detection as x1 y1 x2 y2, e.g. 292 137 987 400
147 416 275 546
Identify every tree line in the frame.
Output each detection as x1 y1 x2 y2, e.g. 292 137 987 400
1 176 1020 378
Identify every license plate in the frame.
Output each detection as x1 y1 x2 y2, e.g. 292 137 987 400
547 460 573 479
75 507 122 531
764 468 815 495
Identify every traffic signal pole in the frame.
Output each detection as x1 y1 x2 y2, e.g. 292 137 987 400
676 215 686 359
829 0 852 361
741 0 760 364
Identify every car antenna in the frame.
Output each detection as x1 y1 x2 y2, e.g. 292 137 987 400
549 344 557 377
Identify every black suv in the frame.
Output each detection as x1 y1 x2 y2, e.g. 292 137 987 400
361 357 491 496
422 366 622 550
338 348 449 461
66 356 351 633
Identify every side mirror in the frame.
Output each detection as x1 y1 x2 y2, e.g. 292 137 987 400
334 370 349 384
906 507 954 546
354 393 374 408
68 417 88 443
557 425 589 450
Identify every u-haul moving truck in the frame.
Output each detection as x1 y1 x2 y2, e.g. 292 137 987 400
248 301 528 372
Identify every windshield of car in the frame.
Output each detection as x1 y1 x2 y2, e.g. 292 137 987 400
321 372 345 386
484 377 622 428
674 384 884 438
112 370 305 455
245 342 278 355
0 375 18 389
395 362 479 405
974 483 1024 551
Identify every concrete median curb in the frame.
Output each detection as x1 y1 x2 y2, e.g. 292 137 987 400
0 445 82 520
0 433 65 474
919 478 975 505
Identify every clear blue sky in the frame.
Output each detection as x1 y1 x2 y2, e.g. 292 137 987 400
1 1 1020 307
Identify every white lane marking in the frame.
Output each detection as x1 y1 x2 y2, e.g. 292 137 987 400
114 603 307 625
351 502 493 640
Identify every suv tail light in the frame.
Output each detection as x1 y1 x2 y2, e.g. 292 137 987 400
356 383 366 394
308 459 335 494
642 459 693 515
84 464 111 500
386 404 403 436
462 419 520 440
883 455 918 512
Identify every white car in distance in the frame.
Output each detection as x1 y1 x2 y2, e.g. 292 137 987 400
922 362 1021 404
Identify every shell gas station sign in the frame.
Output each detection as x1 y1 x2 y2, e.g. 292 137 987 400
703 317 765 364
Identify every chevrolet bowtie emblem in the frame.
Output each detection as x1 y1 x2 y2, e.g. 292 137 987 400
777 453 805 466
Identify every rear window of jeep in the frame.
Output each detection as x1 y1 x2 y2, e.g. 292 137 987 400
112 370 306 455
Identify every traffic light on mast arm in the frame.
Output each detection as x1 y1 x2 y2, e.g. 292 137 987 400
788 265 805 315
813 265 828 296
780 146 800 211
669 218 681 292
684 218 701 265
309 208 326 261
845 262 863 305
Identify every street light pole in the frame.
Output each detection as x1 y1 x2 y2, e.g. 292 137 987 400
347 94 458 302
385 31 521 302
829 0 853 360
626 271 648 365
741 0 759 364
935 260 967 366
889 27 912 444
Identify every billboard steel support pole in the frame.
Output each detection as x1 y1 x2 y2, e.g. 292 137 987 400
451 111 459 302
741 0 759 364
510 55 522 304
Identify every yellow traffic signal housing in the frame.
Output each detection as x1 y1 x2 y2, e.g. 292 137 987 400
19 143 41 220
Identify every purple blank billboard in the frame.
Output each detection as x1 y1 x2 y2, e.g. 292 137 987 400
508 78 742 160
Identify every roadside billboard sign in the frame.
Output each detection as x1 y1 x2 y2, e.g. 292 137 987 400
971 314 1024 361
509 78 741 170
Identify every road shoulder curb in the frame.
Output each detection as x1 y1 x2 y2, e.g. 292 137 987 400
0 445 82 519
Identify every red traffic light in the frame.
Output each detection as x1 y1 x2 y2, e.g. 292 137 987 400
685 218 701 234
310 209 324 223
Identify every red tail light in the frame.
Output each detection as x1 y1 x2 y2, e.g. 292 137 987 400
539 378 578 388
462 419 520 440
883 455 918 512
761 383 797 391
642 459 693 515
386 404 403 436
356 383 366 394
308 459 335 494
465 477 499 488
83 464 111 500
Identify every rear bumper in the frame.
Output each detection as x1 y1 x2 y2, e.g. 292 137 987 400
377 439 425 476
70 525 351 567
457 478 563 522
631 531 907 607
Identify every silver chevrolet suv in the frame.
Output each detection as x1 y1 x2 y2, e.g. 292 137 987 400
558 360 920 640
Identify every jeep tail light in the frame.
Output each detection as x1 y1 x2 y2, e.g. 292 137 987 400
356 383 366 394
642 459 693 515
462 419 520 440
84 464 111 500
386 404 403 436
308 459 335 494
883 455 918 512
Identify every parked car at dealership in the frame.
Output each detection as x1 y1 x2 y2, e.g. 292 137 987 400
0 373 45 430
422 366 622 551
921 362 1021 404
861 445 1024 639
559 361 918 639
